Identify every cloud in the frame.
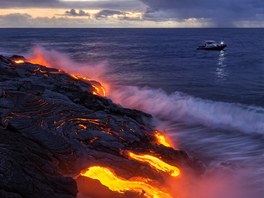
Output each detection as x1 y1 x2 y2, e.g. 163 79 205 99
94 9 144 21
140 0 264 27
0 0 58 8
95 9 126 19
0 0 145 10
65 9 89 17
0 12 211 28
0 13 94 27
0 13 32 27
1 0 264 27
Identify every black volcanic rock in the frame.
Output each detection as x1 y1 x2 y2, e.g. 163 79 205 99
0 55 203 197
0 128 77 198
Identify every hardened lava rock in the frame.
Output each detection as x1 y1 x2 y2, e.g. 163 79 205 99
0 55 203 198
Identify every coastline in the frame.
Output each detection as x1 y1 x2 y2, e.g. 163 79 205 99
0 55 202 198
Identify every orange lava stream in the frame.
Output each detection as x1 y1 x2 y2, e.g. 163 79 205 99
129 152 180 177
69 74 80 80
154 131 174 148
80 166 172 198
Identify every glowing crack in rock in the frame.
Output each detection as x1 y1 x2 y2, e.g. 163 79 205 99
14 60 25 64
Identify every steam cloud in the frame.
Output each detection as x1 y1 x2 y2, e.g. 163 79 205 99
28 46 110 89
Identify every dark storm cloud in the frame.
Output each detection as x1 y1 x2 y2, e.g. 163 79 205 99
65 9 89 17
95 9 125 19
140 0 264 26
0 0 144 10
94 9 143 21
0 0 58 8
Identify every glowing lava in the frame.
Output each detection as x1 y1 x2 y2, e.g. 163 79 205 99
129 152 180 177
28 49 107 97
69 74 90 81
80 166 172 198
67 74 106 96
154 131 174 148
28 48 52 67
68 74 106 96
14 60 25 64
92 84 106 96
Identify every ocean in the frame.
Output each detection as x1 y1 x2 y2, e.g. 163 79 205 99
1 28 264 197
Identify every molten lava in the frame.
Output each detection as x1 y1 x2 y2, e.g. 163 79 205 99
129 152 180 177
69 74 90 81
28 50 107 97
154 131 174 148
80 166 172 198
28 48 52 67
14 60 25 64
92 84 106 96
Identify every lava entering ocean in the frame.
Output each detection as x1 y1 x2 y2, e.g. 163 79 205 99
2 47 255 198
5 48 194 198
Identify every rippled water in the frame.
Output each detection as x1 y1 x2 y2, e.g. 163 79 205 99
1 28 264 196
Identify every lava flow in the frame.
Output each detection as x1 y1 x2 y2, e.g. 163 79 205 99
129 152 180 177
28 48 107 97
12 49 183 197
80 166 172 198
10 55 26 64
92 84 106 96
154 131 174 148
14 59 25 64
69 74 106 96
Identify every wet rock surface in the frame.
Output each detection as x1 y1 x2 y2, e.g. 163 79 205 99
0 55 203 197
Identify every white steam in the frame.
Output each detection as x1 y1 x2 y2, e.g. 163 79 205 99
109 86 264 135
27 46 109 83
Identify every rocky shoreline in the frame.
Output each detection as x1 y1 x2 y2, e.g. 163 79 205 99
0 55 203 198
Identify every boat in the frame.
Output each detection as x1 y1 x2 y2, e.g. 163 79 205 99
197 40 227 51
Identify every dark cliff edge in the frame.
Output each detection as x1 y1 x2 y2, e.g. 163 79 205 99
0 55 203 198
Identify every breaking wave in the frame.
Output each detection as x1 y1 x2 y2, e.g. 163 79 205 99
109 86 264 136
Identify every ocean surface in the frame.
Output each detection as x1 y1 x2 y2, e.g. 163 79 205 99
1 28 264 197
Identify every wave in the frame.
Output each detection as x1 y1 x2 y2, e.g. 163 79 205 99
109 86 264 135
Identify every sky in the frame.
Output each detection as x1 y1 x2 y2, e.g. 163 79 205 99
0 0 263 27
